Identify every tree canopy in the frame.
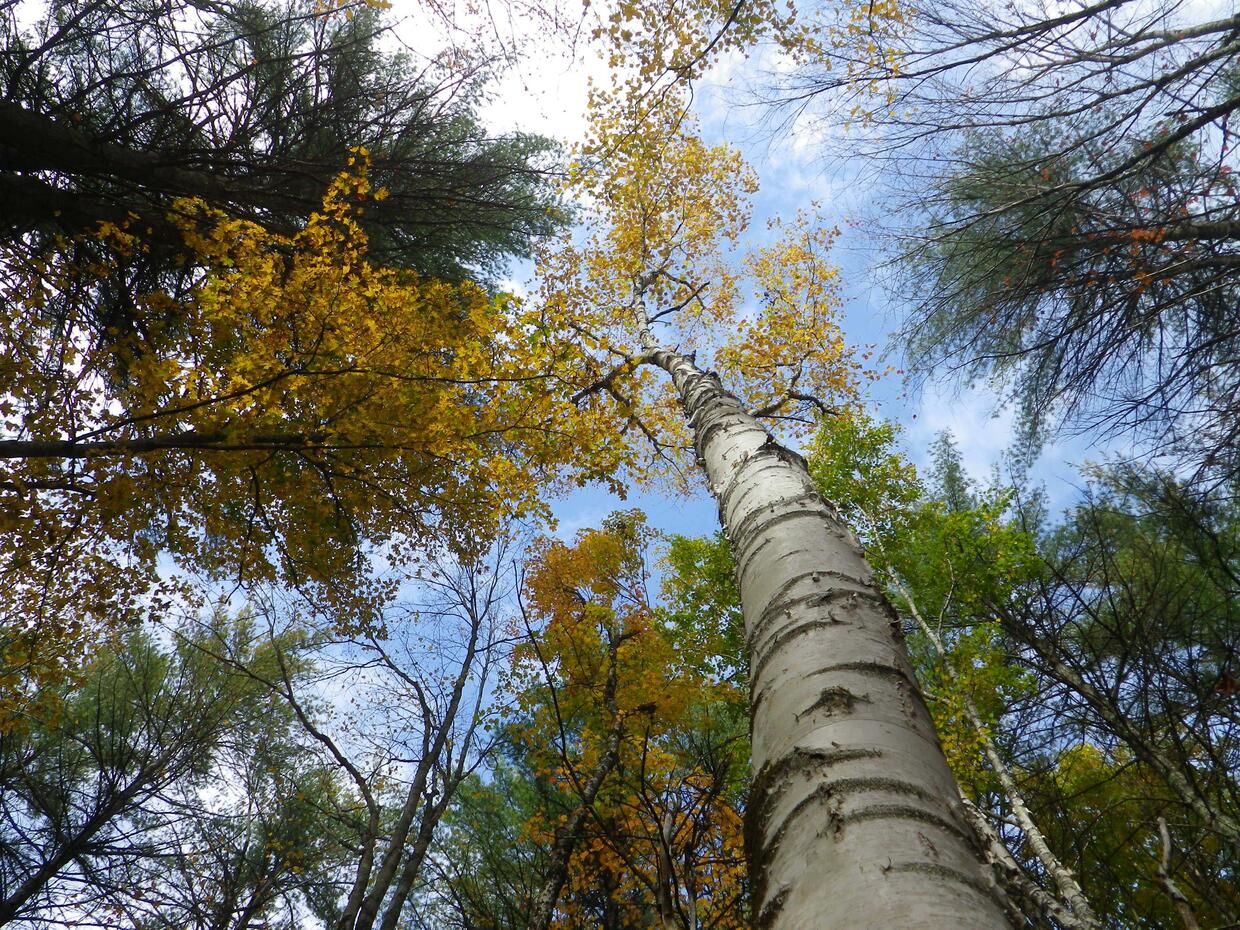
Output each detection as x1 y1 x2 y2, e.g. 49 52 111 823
1 0 560 282
772 0 1240 472
3 0 1239 927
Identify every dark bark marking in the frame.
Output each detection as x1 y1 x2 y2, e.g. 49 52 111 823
796 686 870 721
824 777 943 806
806 658 937 732
695 415 748 458
685 384 745 421
725 482 825 546
748 583 871 653
751 619 845 685
719 463 817 528
725 453 811 488
756 783 966 875
755 886 790 930
841 804 971 844
759 590 850 633
757 570 870 619
796 746 884 766
885 861 1006 909
749 746 886 835
755 782 836 871
803 660 914 689
734 532 781 590
746 745 877 902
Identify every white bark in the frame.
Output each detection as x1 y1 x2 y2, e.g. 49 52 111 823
1156 817 1200 930
957 792 1073 930
648 349 1014 930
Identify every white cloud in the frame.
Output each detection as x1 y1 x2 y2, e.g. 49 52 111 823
382 0 612 145
905 381 1015 477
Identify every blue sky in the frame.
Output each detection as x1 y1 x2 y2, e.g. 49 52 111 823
382 8 1115 542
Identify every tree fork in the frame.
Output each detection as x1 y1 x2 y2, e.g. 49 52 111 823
645 347 1014 929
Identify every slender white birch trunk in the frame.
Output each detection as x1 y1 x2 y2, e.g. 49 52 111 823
1156 817 1201 930
958 792 1079 929
647 348 1014 930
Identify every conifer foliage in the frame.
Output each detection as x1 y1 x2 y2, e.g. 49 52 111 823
1 0 1237 927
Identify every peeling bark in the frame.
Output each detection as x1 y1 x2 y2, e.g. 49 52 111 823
645 349 1014 930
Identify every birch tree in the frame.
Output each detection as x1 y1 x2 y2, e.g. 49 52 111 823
810 413 1240 927
526 86 1014 927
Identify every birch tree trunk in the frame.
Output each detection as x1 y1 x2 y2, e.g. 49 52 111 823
647 348 1014 930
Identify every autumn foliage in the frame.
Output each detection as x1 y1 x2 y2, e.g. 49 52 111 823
0 156 599 721
507 515 749 930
